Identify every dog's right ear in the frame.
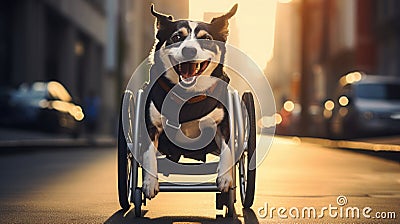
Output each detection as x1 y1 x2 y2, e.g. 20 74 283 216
151 4 174 30
209 4 238 41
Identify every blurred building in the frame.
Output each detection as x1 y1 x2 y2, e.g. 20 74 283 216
268 0 357 104
317 0 400 83
265 0 301 107
266 0 400 105
0 0 121 134
267 0 400 136
375 0 400 77
0 0 191 135
0 0 114 97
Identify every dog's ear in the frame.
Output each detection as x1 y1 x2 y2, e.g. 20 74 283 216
151 4 174 30
210 4 238 41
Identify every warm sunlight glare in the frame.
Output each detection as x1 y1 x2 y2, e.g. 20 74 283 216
189 0 278 69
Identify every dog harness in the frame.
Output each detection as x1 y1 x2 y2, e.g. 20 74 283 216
146 67 230 162
149 75 228 127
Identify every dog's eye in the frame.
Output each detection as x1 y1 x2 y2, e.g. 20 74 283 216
199 34 213 40
170 34 182 43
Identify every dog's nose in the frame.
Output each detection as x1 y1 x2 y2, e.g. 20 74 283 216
182 47 197 59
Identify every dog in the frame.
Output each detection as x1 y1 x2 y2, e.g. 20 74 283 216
142 4 238 199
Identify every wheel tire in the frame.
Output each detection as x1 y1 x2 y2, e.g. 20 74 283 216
134 188 142 217
225 188 235 217
240 92 256 208
117 104 131 211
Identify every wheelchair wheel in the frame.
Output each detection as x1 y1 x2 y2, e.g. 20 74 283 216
239 92 256 208
216 190 235 217
134 188 142 217
117 109 132 211
226 188 235 217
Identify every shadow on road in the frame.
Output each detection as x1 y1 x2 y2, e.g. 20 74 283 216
104 208 259 224
242 208 259 223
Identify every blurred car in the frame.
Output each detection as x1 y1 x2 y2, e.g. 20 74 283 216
275 99 327 137
0 87 13 119
275 100 301 135
0 81 84 136
326 72 400 139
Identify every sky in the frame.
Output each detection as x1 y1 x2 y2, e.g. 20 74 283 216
189 0 279 69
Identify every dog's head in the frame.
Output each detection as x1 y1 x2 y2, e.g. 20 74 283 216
151 4 238 88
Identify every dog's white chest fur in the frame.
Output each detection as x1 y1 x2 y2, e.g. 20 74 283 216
149 101 224 138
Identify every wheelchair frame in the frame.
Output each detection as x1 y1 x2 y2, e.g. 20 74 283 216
117 86 257 218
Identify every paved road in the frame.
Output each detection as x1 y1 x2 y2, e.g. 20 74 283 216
0 136 399 223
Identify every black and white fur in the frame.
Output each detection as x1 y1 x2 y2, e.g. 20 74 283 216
142 4 238 199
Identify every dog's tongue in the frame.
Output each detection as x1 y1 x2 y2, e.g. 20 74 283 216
180 62 197 79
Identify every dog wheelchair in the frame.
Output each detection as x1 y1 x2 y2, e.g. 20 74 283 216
117 83 257 217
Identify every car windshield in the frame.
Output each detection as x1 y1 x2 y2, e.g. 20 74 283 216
356 83 400 100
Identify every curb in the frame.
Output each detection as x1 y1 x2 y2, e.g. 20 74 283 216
297 136 400 162
299 137 400 152
0 137 116 153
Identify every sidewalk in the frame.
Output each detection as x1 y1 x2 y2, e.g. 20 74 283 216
300 135 400 152
0 127 116 151
293 135 400 162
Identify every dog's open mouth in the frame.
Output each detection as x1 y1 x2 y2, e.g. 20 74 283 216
169 56 210 85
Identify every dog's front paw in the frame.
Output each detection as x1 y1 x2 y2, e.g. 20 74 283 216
142 173 159 199
217 172 232 192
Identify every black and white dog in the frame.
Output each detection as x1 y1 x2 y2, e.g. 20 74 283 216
142 4 238 199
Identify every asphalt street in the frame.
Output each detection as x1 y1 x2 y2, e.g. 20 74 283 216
0 136 399 223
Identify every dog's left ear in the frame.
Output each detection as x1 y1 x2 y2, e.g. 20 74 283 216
151 4 174 30
210 4 238 41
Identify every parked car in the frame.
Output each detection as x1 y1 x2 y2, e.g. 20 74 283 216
0 81 84 136
275 100 301 135
326 72 400 139
0 87 13 120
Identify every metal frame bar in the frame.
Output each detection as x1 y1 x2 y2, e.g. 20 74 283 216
227 90 235 162
233 90 245 155
125 89 144 203
230 90 245 202
158 183 219 192
132 89 143 157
